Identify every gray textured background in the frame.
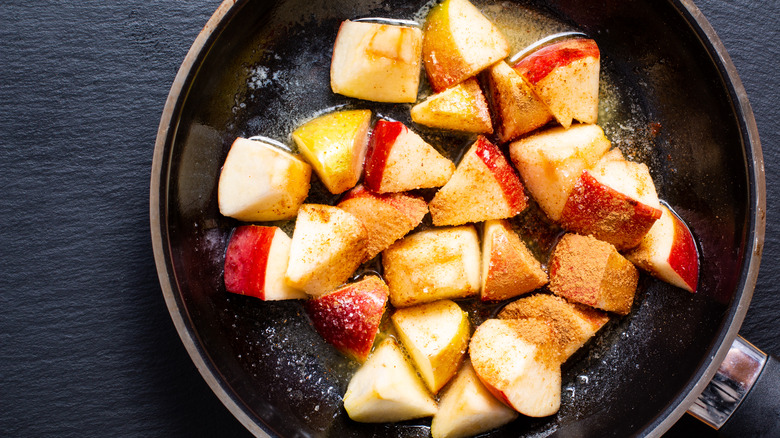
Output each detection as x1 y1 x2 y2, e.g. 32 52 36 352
0 0 777 436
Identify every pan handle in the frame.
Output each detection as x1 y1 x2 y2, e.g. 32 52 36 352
687 336 780 435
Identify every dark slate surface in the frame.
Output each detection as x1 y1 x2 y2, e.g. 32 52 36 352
0 1 776 437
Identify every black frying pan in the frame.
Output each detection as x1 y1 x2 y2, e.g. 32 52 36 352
150 0 766 436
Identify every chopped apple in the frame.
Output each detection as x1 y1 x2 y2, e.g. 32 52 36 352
485 61 553 143
421 0 510 92
363 119 455 193
383 225 480 307
549 233 638 315
560 148 662 250
331 20 423 103
291 109 371 194
284 204 367 295
410 78 493 134
431 360 518 438
469 318 562 417
509 124 611 221
480 220 547 301
429 136 527 226
391 300 470 393
625 205 699 292
337 184 428 261
223 225 306 301
343 337 438 422
513 38 600 129
498 293 609 361
217 137 311 222
304 275 389 362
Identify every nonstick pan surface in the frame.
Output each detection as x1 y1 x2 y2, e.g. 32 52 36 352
150 0 764 436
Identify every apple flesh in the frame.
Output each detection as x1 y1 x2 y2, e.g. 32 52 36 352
429 136 527 226
480 219 547 302
391 299 470 393
509 124 611 221
224 225 306 301
625 205 699 292
217 137 311 222
513 38 600 129
422 0 510 92
548 233 638 315
292 109 372 194
363 120 455 193
410 78 493 134
485 61 552 143
305 275 389 362
337 184 428 261
284 204 367 296
383 225 481 307
343 337 438 422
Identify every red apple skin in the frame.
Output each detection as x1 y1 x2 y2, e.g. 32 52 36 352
305 276 389 362
224 225 275 299
668 212 699 292
474 136 528 214
560 170 662 251
513 39 600 85
364 120 404 192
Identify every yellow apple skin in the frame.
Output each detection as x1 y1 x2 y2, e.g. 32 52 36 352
292 109 371 194
391 300 470 393
410 78 492 134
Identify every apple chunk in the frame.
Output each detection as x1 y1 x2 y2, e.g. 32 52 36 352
383 225 481 307
625 205 699 292
480 220 547 301
549 233 638 315
292 109 371 194
422 0 510 92
331 20 423 103
410 78 493 134
513 38 600 129
284 204 367 296
343 337 438 422
469 318 561 417
305 275 389 362
485 61 552 143
509 124 611 221
431 360 518 438
217 137 311 222
337 184 428 261
224 225 306 301
429 136 527 226
391 300 470 393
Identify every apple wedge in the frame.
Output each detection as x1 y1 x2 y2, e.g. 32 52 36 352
469 318 562 417
363 119 455 193
560 148 662 250
549 233 638 315
422 0 509 92
429 136 527 226
498 293 609 361
410 78 493 134
223 225 306 301
509 124 611 221
480 220 547 301
305 275 389 362
337 184 428 261
284 204 367 295
625 205 699 292
391 299 470 393
331 20 423 103
485 61 553 143
513 38 600 129
217 137 311 222
343 337 438 422
431 360 518 438
383 225 480 307
291 109 371 194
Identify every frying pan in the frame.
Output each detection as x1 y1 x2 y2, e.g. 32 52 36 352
150 0 769 436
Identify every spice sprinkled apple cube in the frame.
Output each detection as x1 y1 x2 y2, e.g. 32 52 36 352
480 219 547 302
410 78 493 134
485 61 552 143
